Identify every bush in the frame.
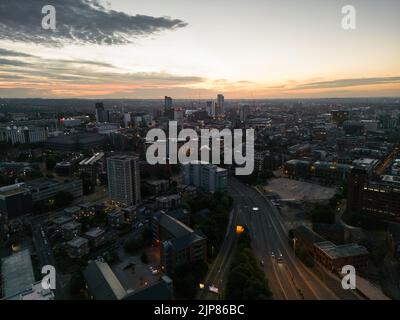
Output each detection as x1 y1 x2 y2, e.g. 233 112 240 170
225 233 272 300
140 251 149 264
295 247 314 268
311 203 335 224
172 261 209 299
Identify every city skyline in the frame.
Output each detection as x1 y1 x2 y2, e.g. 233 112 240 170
1 0 400 99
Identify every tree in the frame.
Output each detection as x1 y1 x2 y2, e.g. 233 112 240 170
140 251 149 264
54 191 73 208
311 203 335 224
45 155 62 170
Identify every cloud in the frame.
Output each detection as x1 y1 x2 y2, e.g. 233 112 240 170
0 58 29 67
0 48 34 57
0 0 187 46
0 51 207 98
294 77 400 90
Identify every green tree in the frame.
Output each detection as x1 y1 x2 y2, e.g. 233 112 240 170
54 191 73 208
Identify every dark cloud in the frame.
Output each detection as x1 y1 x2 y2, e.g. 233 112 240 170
0 58 29 66
0 0 187 46
295 77 400 90
0 48 34 57
0 54 205 88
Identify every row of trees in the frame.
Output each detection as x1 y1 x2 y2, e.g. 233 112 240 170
236 170 275 186
184 192 233 258
225 233 272 300
33 191 74 214
172 261 209 299
123 227 153 254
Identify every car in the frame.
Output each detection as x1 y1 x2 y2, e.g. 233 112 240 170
271 252 275 259
277 257 283 264
209 285 219 294
252 207 259 212
260 260 265 266
47 252 51 256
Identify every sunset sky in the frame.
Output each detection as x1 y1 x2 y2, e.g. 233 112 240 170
1 0 400 99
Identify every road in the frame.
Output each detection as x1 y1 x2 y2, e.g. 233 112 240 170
31 221 66 299
197 203 241 299
201 177 363 300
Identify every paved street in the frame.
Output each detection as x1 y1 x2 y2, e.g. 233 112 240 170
200 177 363 300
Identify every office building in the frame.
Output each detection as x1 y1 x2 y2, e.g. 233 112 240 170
183 160 228 193
3 281 55 300
1 249 35 298
156 194 181 210
95 102 109 123
84 227 106 248
107 210 125 228
66 236 90 258
0 183 32 221
347 168 400 221
164 96 173 110
25 178 83 203
79 152 105 187
152 211 207 274
45 133 105 151
61 221 82 240
107 155 141 206
293 225 368 273
239 105 250 122
0 126 47 145
216 94 225 115
173 108 184 126
164 96 173 118
206 101 216 117
84 260 127 300
83 260 174 300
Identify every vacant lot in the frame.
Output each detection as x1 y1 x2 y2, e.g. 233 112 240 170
263 178 336 201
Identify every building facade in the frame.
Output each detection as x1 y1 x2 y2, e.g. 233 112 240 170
107 155 141 206
0 183 33 221
183 160 228 193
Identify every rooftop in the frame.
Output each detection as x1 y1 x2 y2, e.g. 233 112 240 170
293 225 325 244
153 212 193 238
169 232 206 251
67 236 88 248
79 152 104 166
0 183 29 197
316 242 368 259
4 281 55 300
61 221 81 231
84 227 105 238
83 260 127 300
53 215 73 226
1 249 35 297
123 277 173 301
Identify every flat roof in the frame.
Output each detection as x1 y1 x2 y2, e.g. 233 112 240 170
1 249 35 297
153 212 193 238
4 281 54 300
64 206 81 214
83 260 126 300
53 215 73 225
0 183 29 197
84 228 105 238
61 221 81 230
67 236 88 248
79 152 104 166
316 242 368 259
